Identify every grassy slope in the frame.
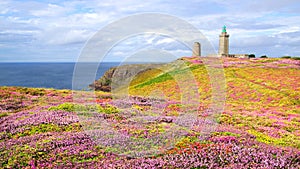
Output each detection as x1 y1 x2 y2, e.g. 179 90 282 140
0 57 299 168
129 57 300 148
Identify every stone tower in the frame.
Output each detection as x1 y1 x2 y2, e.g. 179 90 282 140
218 25 229 56
192 42 201 56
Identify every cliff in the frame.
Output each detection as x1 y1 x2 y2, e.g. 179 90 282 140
89 63 163 91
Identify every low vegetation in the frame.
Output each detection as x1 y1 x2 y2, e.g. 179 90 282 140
1 57 299 168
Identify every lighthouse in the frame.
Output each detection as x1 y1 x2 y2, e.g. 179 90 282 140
197 26 249 58
218 25 229 56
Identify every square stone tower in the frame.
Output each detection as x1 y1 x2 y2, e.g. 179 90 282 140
218 25 229 56
192 42 201 56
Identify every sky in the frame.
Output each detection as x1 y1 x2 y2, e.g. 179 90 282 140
0 0 300 62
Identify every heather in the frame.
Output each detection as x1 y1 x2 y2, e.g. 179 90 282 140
1 57 300 168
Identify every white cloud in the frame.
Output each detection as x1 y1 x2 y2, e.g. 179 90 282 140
36 28 93 45
1 0 300 61
144 34 157 44
0 30 38 35
279 26 300 34
169 49 191 57
30 3 68 17
156 38 175 45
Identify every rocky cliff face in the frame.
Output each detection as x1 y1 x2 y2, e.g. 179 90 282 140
89 63 163 92
89 67 115 91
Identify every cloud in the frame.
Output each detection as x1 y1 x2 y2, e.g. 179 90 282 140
30 3 68 17
38 29 93 45
212 0 300 14
156 38 175 45
1 0 300 61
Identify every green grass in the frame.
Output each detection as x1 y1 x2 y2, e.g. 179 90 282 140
211 131 241 137
135 73 174 88
134 64 202 89
48 103 119 114
14 123 82 138
0 113 8 118
247 130 300 148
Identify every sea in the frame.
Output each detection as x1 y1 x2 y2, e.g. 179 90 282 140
0 62 121 90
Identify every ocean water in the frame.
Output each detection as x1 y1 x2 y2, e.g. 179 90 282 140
0 62 120 90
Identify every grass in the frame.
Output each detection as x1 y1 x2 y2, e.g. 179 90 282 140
48 103 120 114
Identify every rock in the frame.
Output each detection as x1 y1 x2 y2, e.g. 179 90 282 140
89 63 163 92
158 116 173 123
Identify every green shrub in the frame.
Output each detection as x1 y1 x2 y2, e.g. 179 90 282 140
247 130 299 148
48 102 75 112
101 104 120 114
281 56 291 59
248 54 255 58
260 55 268 58
292 57 300 60
48 103 101 112
17 87 46 96
0 113 8 118
16 124 62 137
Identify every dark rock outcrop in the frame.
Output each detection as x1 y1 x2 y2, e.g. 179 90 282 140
89 67 116 92
89 64 163 92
